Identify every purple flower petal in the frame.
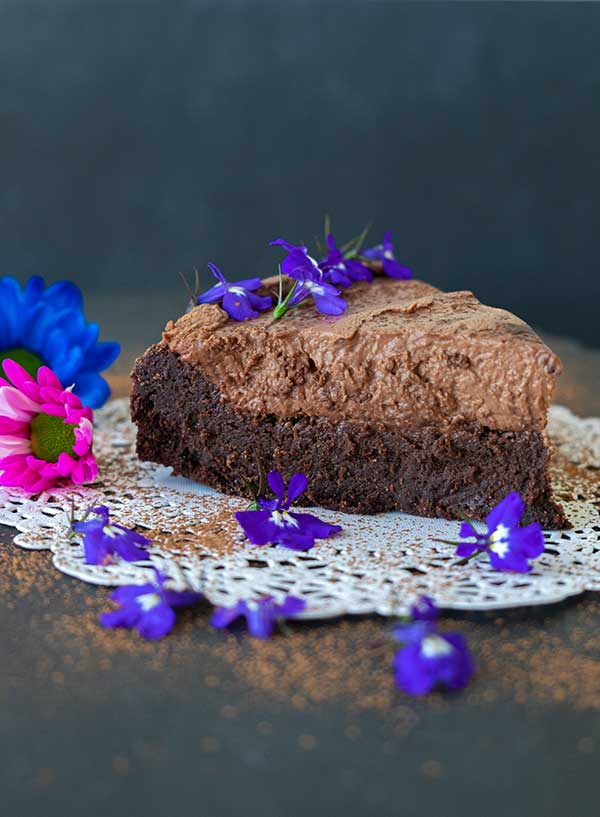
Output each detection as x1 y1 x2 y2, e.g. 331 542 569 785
394 627 474 696
111 583 154 604
234 277 264 291
267 470 286 505
270 238 306 254
247 291 273 311
235 509 283 546
286 473 308 504
383 258 412 279
136 602 177 639
488 548 531 573
99 569 200 640
454 492 544 573
459 521 480 540
163 589 203 608
237 471 342 551
245 602 278 639
270 238 323 283
287 512 342 541
100 607 140 630
211 595 306 639
455 541 480 558
197 282 227 305
410 595 438 622
394 643 437 695
211 602 244 630
73 507 151 565
197 263 271 321
221 290 260 321
277 596 306 617
320 235 373 287
485 491 524 533
363 231 412 280
511 523 545 558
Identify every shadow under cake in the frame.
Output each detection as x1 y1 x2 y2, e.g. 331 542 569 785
130 277 567 528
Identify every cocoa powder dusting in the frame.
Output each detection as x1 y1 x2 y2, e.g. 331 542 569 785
3 534 600 716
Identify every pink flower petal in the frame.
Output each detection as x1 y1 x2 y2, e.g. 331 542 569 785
39 402 67 418
0 363 96 491
0 456 30 486
22 468 44 492
72 418 93 456
0 386 39 422
2 359 35 391
0 416 29 435
55 452 76 477
71 453 98 484
0 435 31 458
20 381 42 403
37 366 64 391
62 390 82 409
39 386 63 405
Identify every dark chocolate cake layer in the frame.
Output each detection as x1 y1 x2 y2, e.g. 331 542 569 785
131 343 567 528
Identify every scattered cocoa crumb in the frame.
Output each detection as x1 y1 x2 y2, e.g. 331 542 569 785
4 527 600 718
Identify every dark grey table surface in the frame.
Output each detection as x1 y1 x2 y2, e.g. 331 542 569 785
2 321 600 817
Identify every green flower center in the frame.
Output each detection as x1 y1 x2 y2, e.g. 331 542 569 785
30 413 77 463
0 347 44 378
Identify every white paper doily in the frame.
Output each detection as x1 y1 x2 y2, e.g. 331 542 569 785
0 399 599 619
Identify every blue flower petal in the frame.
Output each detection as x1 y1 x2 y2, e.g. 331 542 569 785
42 281 83 311
0 276 119 407
0 277 22 347
22 276 46 306
82 341 121 372
72 372 111 409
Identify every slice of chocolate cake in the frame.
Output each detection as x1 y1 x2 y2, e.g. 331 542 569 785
131 276 567 527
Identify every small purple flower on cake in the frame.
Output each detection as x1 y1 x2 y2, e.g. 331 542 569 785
393 597 474 696
269 238 322 282
235 470 342 551
287 278 347 316
100 569 202 639
362 231 412 279
197 262 272 321
270 238 347 316
457 492 545 573
72 505 151 565
320 234 373 288
211 594 306 639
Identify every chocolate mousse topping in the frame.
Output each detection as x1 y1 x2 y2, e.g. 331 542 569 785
162 277 561 433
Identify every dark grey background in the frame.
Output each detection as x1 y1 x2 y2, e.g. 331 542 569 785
1 1 599 346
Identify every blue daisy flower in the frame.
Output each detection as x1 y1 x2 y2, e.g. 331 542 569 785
0 276 120 408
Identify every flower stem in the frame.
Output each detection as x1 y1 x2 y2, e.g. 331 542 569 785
273 280 299 320
456 549 485 567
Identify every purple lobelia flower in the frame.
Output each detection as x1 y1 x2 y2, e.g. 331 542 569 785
456 492 545 573
362 231 412 279
72 505 150 565
286 278 347 316
270 239 347 317
100 569 202 639
197 262 272 321
320 234 373 288
235 470 342 551
269 238 322 282
410 594 438 622
393 619 475 695
211 595 306 639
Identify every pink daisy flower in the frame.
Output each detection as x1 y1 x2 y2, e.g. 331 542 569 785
0 359 98 493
